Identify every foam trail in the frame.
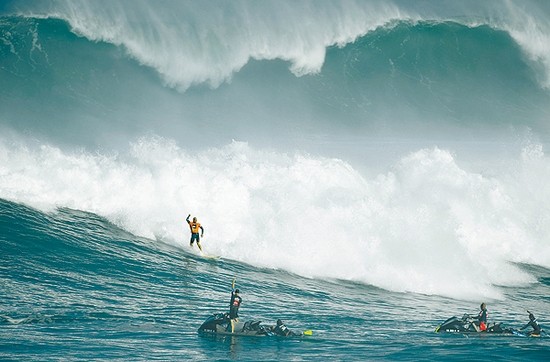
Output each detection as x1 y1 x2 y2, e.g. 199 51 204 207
1 137 549 300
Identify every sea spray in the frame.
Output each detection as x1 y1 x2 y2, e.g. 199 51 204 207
1 136 548 300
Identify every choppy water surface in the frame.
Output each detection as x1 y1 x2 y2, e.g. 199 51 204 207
1 200 549 360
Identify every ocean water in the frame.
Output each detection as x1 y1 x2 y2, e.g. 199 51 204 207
2 199 549 361
1 0 550 360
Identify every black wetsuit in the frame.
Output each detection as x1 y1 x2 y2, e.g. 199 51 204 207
521 319 541 336
477 309 487 324
229 290 242 319
273 323 295 336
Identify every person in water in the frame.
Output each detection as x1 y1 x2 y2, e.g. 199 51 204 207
272 319 296 336
476 302 488 332
229 288 242 333
186 214 204 252
520 311 542 336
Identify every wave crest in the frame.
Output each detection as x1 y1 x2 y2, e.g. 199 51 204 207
24 0 402 91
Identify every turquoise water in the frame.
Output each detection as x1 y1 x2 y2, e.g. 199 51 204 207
1 199 549 360
2 0 550 360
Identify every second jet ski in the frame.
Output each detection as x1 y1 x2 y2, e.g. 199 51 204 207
435 314 515 334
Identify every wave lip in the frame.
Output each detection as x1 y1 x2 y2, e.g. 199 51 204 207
15 0 406 90
9 0 550 91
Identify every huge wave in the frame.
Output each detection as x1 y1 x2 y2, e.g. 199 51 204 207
6 0 550 90
2 0 550 300
1 14 549 151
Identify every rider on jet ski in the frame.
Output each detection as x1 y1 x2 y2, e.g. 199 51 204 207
229 287 242 333
476 303 488 332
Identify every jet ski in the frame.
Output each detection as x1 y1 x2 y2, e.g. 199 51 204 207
198 312 303 337
435 314 515 334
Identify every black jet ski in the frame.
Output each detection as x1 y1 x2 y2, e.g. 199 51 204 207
435 314 515 334
198 312 304 337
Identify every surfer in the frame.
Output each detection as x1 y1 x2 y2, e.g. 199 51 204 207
520 311 542 336
229 287 242 333
186 214 204 252
272 319 296 337
475 302 488 332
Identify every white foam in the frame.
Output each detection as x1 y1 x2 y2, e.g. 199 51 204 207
1 136 549 300
492 1 550 89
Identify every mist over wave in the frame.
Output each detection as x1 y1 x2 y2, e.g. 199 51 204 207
1 9 549 154
2 136 549 300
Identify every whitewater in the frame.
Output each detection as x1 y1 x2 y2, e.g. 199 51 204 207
1 0 550 360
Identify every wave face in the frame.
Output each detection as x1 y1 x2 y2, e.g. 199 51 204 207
2 0 550 302
3 198 550 360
